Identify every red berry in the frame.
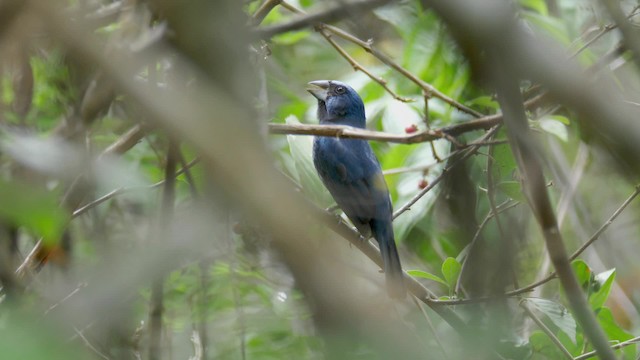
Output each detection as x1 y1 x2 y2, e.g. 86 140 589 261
418 179 428 189
405 124 418 134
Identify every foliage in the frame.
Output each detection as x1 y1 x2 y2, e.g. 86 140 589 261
0 0 639 359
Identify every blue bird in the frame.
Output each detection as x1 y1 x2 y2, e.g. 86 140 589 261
307 80 405 298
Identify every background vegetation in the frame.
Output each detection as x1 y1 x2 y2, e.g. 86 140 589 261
0 0 640 359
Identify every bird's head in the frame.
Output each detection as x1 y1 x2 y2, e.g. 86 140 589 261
307 80 366 128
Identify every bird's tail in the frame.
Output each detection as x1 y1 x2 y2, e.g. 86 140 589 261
371 218 406 299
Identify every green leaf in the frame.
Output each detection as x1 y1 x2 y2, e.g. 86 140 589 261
272 30 311 45
597 307 635 359
406 269 448 286
522 12 569 45
548 115 570 125
526 298 577 343
519 0 548 15
571 259 592 290
529 331 566 359
441 257 461 290
373 3 418 38
497 181 526 202
539 118 569 142
285 115 333 207
589 268 615 311
468 95 499 110
491 141 518 181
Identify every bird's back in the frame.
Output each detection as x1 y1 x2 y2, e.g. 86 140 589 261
313 136 391 233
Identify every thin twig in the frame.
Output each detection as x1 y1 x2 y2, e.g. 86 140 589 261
573 335 640 360
278 1 414 102
250 0 282 25
317 27 413 102
503 184 640 297
71 157 200 218
455 200 519 294
383 150 460 176
393 126 500 219
410 295 449 360
321 23 483 118
73 327 111 360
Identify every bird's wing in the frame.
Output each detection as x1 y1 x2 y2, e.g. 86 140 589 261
314 139 391 231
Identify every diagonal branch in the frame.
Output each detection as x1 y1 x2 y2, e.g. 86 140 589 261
489 53 616 359
254 0 397 39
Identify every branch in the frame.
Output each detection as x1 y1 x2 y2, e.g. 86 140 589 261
71 157 200 219
254 0 396 39
574 335 640 360
250 0 282 25
268 114 503 143
269 92 547 143
269 123 447 143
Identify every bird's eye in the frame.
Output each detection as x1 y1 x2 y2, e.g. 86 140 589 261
335 86 345 94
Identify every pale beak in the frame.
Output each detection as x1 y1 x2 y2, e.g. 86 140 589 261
306 80 330 101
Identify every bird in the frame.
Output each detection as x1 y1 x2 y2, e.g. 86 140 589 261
306 80 405 298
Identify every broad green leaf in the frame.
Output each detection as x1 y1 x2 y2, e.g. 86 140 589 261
373 3 418 37
571 259 592 290
597 307 635 359
539 118 569 142
285 115 333 207
519 0 548 15
441 257 461 290
522 12 570 45
273 30 311 45
590 268 615 311
548 115 570 125
556 330 581 357
380 143 415 201
406 269 448 286
491 141 518 181
497 181 525 202
529 331 567 359
526 298 577 343
468 95 499 110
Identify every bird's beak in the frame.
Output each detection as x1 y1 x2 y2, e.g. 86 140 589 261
306 80 330 101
